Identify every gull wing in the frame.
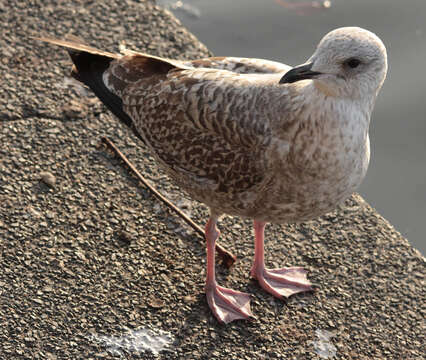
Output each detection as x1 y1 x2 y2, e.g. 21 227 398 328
182 56 291 74
120 64 288 194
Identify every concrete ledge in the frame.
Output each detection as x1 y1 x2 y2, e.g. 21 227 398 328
1 1 423 358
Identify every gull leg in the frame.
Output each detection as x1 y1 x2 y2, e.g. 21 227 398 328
250 220 312 298
205 216 253 323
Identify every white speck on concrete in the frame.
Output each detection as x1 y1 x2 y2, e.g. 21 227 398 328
310 329 337 359
91 327 174 357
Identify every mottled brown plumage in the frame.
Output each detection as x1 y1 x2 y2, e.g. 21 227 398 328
37 27 387 323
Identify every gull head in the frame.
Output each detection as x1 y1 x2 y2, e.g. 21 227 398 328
280 27 388 101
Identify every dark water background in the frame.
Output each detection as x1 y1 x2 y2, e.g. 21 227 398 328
159 0 426 254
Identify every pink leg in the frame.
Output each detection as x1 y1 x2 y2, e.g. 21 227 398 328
205 216 253 323
250 220 312 298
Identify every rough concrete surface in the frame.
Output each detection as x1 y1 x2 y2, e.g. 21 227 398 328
0 0 424 359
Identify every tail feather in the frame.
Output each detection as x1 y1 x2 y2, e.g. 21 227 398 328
35 36 144 143
35 36 120 59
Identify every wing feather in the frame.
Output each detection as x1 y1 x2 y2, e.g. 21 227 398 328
122 68 285 195
183 56 291 74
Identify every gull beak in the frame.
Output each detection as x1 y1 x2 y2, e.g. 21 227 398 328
279 62 322 84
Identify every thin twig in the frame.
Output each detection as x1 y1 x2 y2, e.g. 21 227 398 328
101 136 236 268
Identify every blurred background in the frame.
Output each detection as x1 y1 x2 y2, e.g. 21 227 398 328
158 0 426 254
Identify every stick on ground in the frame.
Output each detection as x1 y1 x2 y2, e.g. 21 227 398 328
101 136 237 268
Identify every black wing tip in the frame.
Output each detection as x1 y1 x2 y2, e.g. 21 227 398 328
35 35 144 143
71 52 145 143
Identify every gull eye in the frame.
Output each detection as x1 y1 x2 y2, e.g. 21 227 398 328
344 58 362 69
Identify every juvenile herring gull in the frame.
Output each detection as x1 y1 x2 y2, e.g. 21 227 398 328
37 27 387 323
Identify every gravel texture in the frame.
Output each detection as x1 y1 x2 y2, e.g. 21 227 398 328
0 0 424 359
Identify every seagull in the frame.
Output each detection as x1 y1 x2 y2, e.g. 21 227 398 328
37 27 387 323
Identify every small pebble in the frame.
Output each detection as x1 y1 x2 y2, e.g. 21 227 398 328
39 171 56 188
116 230 132 246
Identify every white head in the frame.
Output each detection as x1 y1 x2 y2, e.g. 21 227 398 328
280 27 388 101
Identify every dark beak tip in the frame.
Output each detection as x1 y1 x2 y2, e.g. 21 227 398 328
279 62 320 84
279 73 297 84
